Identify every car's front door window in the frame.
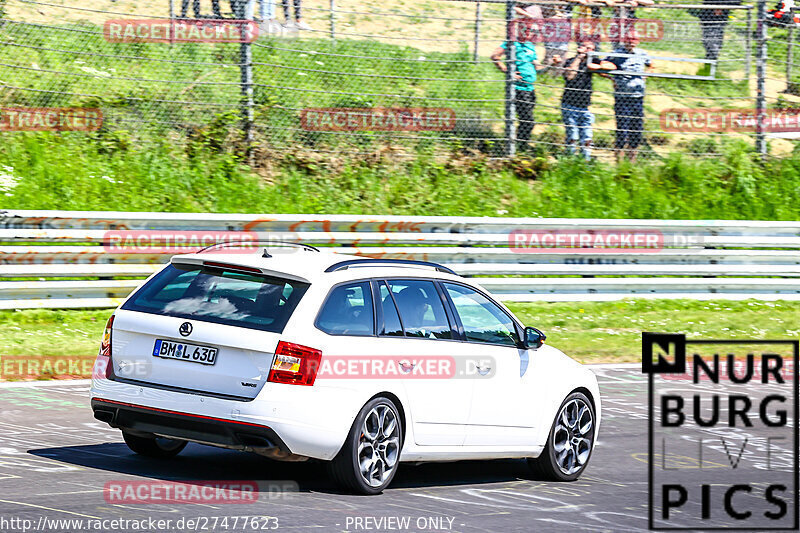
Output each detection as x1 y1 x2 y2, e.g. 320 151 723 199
443 283 519 347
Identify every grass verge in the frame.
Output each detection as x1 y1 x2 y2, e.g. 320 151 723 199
3 133 800 219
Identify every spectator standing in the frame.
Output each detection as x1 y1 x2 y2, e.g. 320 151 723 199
561 40 603 160
692 0 741 75
180 0 200 18
540 3 570 75
569 1 605 52
515 2 543 21
180 0 222 18
598 31 653 162
259 0 284 34
283 0 311 30
491 38 560 149
514 1 543 43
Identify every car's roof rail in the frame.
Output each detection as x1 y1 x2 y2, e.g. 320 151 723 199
325 258 458 276
198 240 320 254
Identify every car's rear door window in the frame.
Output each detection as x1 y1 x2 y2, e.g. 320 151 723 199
316 281 375 336
122 263 308 333
378 281 404 337
384 279 452 339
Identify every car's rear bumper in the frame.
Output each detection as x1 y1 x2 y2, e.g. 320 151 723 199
91 377 361 460
91 398 291 453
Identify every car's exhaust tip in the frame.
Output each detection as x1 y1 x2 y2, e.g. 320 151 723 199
236 432 274 448
235 432 309 461
93 408 116 424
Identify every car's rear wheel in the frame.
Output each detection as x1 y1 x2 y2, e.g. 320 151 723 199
122 430 188 458
328 397 403 495
528 391 595 481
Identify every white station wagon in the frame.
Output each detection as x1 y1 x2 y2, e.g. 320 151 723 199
91 243 601 494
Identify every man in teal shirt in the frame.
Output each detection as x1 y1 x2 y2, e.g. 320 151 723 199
492 41 559 148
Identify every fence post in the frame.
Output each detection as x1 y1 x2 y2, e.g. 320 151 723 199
787 25 794 92
504 0 516 157
168 0 175 46
744 6 752 80
756 0 767 159
473 2 482 63
238 0 255 164
330 0 336 40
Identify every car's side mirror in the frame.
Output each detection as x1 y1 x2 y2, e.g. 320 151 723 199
523 327 546 349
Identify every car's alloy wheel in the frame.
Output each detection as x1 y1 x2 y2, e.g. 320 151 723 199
552 397 594 476
358 403 400 487
528 391 595 481
123 430 188 458
329 397 403 494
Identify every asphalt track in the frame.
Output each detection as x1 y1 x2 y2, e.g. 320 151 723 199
0 366 790 533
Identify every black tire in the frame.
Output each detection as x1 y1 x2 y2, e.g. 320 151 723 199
328 397 403 495
527 391 596 481
122 430 188 458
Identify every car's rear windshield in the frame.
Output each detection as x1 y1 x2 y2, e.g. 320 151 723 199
121 263 309 333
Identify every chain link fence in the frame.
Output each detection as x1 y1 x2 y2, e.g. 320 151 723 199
0 0 798 163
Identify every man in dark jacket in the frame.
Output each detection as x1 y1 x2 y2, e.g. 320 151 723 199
696 0 741 69
561 40 603 160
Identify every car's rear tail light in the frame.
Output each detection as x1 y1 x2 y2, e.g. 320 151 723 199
267 341 322 386
100 315 114 356
93 315 114 379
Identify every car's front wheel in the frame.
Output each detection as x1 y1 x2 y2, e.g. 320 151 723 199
122 430 188 458
328 397 403 495
528 391 595 481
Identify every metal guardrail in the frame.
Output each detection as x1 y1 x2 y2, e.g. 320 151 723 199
1 210 799 308
4 210 800 233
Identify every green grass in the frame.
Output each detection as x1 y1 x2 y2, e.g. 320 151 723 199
2 301 797 369
3 132 800 219
0 308 111 358
508 299 800 363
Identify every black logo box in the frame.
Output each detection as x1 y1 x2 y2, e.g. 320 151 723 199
644 333 799 531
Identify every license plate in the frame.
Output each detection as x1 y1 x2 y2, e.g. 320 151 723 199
153 339 218 365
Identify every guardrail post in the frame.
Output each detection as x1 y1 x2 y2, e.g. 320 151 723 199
504 0 516 158
756 0 767 159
